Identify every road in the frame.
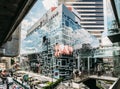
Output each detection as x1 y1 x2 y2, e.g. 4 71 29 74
0 78 25 89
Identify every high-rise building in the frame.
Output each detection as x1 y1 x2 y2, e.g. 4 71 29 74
22 4 99 79
58 0 104 43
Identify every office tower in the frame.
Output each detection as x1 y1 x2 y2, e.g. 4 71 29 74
59 0 104 43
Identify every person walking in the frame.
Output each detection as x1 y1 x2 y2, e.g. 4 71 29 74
97 63 102 76
1 70 7 84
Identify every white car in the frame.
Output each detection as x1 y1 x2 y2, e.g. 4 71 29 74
7 77 13 85
0 84 6 89
0 78 5 89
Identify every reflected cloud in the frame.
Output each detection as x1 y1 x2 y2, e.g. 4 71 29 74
42 0 58 10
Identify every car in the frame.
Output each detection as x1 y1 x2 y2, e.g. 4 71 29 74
0 84 6 89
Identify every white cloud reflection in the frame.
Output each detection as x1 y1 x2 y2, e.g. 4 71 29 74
42 0 58 10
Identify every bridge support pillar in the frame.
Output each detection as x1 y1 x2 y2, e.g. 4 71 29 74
83 79 99 89
88 57 90 75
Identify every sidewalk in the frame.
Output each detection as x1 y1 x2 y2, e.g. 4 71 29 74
16 70 56 82
13 70 57 88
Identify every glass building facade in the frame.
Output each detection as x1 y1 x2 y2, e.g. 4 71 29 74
58 0 104 43
114 0 120 25
22 4 99 78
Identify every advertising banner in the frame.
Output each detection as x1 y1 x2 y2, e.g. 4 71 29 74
54 69 59 79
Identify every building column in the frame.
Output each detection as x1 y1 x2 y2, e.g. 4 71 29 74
78 55 80 70
95 58 97 63
88 57 90 75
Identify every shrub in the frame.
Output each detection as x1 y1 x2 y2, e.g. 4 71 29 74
43 78 63 89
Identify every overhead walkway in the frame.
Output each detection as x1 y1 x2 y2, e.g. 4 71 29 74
0 0 37 45
0 0 37 57
73 75 119 89
94 46 120 58
89 75 117 81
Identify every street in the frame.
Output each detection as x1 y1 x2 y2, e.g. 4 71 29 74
0 78 24 89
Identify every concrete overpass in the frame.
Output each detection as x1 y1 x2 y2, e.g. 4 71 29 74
0 0 37 56
74 75 119 89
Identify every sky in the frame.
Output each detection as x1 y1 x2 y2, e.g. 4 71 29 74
21 0 46 41
20 0 58 53
101 0 115 46
21 0 58 41
20 0 114 53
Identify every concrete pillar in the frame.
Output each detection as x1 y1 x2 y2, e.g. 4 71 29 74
94 58 97 73
78 55 80 70
95 58 97 63
88 57 90 75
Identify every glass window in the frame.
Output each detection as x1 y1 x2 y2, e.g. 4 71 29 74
81 16 103 18
62 60 66 65
74 8 103 10
73 4 103 6
114 0 120 25
65 20 69 26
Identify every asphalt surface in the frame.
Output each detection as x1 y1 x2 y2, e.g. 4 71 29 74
0 78 24 89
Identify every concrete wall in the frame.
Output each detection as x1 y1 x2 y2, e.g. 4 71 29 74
109 78 120 89
2 25 21 57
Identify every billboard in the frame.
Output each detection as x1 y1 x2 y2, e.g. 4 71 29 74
54 69 59 79
54 43 73 57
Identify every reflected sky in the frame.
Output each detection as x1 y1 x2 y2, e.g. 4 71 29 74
21 4 99 54
114 0 120 26
20 0 113 54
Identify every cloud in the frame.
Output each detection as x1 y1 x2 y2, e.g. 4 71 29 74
101 37 112 46
25 40 32 43
21 17 38 31
21 0 47 54
101 30 112 46
21 0 47 31
42 0 58 10
101 29 112 46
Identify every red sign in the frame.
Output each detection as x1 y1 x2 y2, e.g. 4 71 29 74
67 7 72 11
54 43 73 57
51 7 57 11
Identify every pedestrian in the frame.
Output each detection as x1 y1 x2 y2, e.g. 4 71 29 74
1 70 7 84
13 85 16 89
70 80 72 87
0 69 2 78
6 77 14 89
97 63 102 76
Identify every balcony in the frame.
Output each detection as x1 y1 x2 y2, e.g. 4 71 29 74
107 28 120 43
